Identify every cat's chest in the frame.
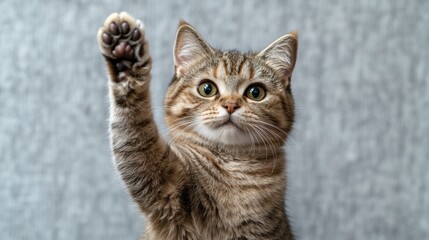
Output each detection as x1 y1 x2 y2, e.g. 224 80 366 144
186 178 278 239
186 156 277 222
178 147 286 237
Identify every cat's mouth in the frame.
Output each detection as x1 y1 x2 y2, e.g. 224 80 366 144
197 115 251 145
215 117 243 132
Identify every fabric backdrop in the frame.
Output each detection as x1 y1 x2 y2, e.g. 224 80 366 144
1 0 428 239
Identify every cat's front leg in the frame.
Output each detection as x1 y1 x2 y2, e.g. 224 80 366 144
97 12 186 217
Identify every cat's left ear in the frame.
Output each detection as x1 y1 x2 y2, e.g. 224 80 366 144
258 31 298 85
174 21 214 77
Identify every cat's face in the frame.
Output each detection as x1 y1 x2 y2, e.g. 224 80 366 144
165 22 297 147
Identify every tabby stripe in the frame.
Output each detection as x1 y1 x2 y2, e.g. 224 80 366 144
205 154 227 175
265 112 282 129
198 186 215 208
119 150 171 201
113 146 154 160
159 147 171 162
110 118 152 130
237 57 246 76
237 181 275 190
133 119 153 128
188 148 226 184
173 105 193 119
236 237 248 240
165 84 190 107
196 201 208 221
253 152 282 161
255 217 283 238
238 218 263 228
121 170 145 187
237 164 283 177
249 63 255 80
126 174 157 196
112 136 158 157
110 121 123 130
213 61 219 79
113 134 158 150
237 207 284 239
117 164 161 207
112 138 143 150
131 184 160 207
280 96 289 115
179 185 192 215
222 58 229 75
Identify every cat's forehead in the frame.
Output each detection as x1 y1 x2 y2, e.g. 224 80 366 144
213 51 253 77
207 50 277 88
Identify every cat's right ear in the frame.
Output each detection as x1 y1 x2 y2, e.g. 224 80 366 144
174 21 213 77
257 31 298 85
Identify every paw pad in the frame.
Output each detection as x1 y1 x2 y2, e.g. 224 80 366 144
112 41 134 60
97 12 146 72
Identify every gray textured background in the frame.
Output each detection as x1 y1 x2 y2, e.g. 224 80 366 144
1 0 428 239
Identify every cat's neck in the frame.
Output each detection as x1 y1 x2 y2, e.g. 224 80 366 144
172 136 286 191
173 134 285 161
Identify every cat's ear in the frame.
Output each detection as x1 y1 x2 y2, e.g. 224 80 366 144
174 21 214 76
258 31 298 84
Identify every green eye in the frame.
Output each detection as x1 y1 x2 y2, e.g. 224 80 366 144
246 84 266 101
197 81 218 97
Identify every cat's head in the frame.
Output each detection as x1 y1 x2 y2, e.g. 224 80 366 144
165 22 297 147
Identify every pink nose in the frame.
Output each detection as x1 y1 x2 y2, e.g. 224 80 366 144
222 102 239 114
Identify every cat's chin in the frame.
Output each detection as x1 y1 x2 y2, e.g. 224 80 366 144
196 122 253 146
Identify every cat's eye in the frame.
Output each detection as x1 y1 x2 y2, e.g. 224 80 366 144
245 84 266 101
197 81 218 97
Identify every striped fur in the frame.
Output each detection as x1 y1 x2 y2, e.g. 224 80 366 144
98 12 298 240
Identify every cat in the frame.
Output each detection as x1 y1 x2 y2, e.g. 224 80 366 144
97 12 298 240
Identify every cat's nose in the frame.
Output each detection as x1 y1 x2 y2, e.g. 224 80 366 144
222 102 240 114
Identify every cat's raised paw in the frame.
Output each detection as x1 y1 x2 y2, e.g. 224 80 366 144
97 12 149 73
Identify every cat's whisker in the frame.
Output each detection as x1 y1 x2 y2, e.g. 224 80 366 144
251 120 289 136
249 120 289 145
160 116 197 137
248 123 270 165
255 122 302 159
168 119 197 132
168 119 200 144
249 123 279 173
243 125 256 156
259 125 287 146
284 133 302 152
168 118 203 144
255 124 282 174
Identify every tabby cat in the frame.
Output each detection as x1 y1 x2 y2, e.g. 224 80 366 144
97 12 298 240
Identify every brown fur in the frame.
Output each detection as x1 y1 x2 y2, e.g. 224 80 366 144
97 12 298 240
